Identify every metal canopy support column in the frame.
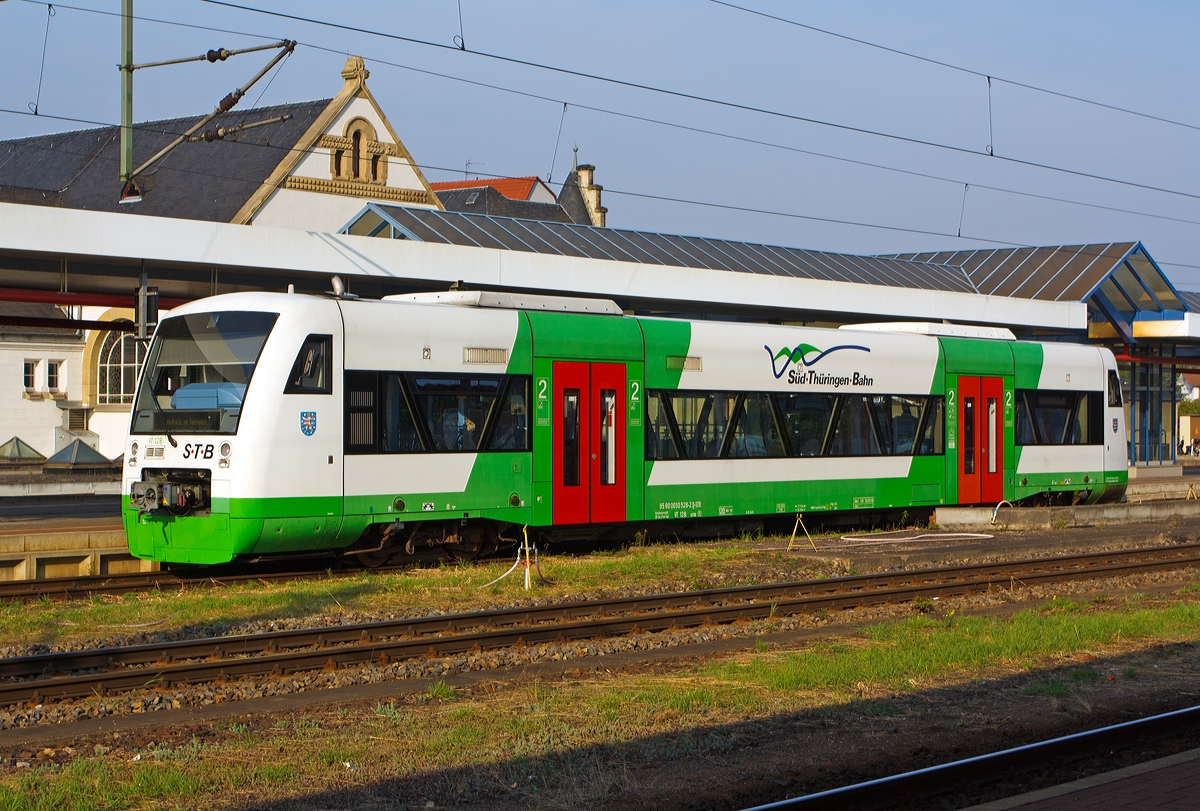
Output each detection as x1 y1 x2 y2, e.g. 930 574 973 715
120 0 133 181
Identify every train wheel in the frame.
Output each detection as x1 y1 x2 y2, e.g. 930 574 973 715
447 524 496 562
354 546 393 568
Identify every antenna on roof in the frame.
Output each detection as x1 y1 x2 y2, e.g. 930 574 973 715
464 159 483 179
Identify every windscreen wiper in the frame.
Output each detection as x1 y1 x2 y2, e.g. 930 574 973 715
148 388 178 448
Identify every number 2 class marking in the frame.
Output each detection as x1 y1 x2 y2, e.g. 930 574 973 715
630 381 640 401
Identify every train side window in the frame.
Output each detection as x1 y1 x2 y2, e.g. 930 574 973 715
284 335 332 394
1015 391 1037 444
915 396 944 455
828 395 883 456
668 392 737 459
645 392 681 460
485 376 530 452
1107 370 1122 407
774 393 836 457
870 395 925 455
728 393 786 457
408 375 502 452
380 374 423 453
1016 389 1104 445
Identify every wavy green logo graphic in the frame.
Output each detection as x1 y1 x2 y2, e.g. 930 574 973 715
766 342 870 379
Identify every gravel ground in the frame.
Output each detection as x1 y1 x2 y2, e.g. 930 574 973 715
1 564 1196 733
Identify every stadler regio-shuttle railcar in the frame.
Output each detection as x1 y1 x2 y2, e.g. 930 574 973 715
122 289 1128 565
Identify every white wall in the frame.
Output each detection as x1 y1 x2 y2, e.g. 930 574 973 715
0 339 84 457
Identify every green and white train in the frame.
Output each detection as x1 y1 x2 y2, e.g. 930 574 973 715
122 289 1128 566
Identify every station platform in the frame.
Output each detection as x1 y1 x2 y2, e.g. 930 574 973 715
966 746 1200 810
0 516 152 580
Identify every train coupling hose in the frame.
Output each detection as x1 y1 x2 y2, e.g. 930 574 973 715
991 501 1014 525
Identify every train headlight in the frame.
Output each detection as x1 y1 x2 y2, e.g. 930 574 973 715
219 442 232 458
130 441 138 457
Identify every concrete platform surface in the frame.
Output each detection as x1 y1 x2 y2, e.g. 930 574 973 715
965 746 1200 810
937 500 1200 530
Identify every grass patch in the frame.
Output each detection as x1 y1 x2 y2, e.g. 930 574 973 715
0 541 840 648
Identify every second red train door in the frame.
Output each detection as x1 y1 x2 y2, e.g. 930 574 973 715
957 375 1004 505
552 361 626 525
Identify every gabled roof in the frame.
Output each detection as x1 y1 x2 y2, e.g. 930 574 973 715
44 439 114 468
430 176 543 200
0 436 45 463
0 100 331 222
434 186 572 223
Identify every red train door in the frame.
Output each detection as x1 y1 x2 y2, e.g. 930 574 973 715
552 361 626 525
958 375 1004 505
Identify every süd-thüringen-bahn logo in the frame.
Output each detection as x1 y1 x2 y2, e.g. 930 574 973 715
765 342 871 381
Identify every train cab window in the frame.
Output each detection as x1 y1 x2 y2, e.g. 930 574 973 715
484 376 530 452
915 396 944 455
728 394 786 457
284 335 332 394
774 394 836 457
1108 370 1122 407
645 393 681 460
829 395 883 456
668 392 737 459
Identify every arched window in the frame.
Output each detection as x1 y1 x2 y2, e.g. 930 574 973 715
351 131 361 179
97 326 146 405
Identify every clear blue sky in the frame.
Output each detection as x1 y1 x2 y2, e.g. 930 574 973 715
2 1 1198 288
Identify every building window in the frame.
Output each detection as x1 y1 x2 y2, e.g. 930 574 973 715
46 361 60 391
333 149 344 178
97 328 146 405
351 131 361 179
370 154 380 182
23 361 36 390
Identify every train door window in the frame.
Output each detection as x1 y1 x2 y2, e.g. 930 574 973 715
774 394 836 457
1108 370 1122 407
284 335 332 394
829 395 883 456
563 389 581 486
668 392 736 459
916 396 944 455
380 374 423 453
409 375 501 451
987 398 998 473
962 396 976 473
599 389 617 484
645 392 681 460
345 371 376 453
729 393 786 457
485 376 530 451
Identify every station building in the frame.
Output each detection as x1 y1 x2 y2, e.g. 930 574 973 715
0 57 1194 475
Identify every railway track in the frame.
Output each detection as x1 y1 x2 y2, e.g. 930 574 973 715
743 704 1200 810
3 542 1200 708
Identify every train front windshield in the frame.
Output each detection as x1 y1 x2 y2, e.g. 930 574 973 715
131 311 278 435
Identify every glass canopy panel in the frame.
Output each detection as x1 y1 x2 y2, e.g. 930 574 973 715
1009 246 1083 299
518 222 589 258
739 243 799 277
1099 277 1137 321
1033 244 1111 301
959 250 994 276
504 220 567 255
928 251 956 265
711 240 779 275
654 234 716 268
345 209 386 237
839 256 897 286
1057 243 1136 302
970 250 1022 294
599 230 665 264
548 223 619 260
671 236 728 270
1127 252 1184 311
621 231 681 266
1112 261 1159 312
773 249 836 280
991 247 1070 298
471 216 539 252
814 253 870 284
639 233 697 267
443 215 507 250
688 238 741 272
379 207 454 244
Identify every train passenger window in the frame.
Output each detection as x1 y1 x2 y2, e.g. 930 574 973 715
773 394 836 457
915 396 944 455
869 395 924 455
1015 392 1036 445
668 392 737 459
1018 390 1105 445
645 393 680 460
409 375 502 452
563 390 580 487
380 374 423 453
729 394 786 458
485 376 530 452
284 335 332 394
1108 370 1122 407
829 395 883 456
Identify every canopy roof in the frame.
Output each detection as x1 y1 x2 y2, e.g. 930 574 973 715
44 439 114 468
0 436 45 463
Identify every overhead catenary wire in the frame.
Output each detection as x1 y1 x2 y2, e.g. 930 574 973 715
16 0 1200 232
708 0 1200 134
192 0 1200 204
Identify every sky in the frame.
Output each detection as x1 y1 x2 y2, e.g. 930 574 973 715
1 0 1198 289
